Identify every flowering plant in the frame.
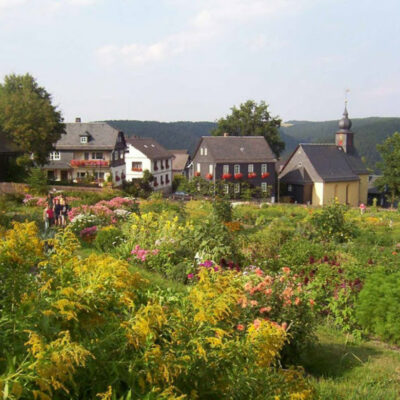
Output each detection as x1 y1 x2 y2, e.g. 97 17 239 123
194 171 201 177
261 172 270 179
248 172 257 179
205 173 213 180
222 173 232 179
234 173 243 180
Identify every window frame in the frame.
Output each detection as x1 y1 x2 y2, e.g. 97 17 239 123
261 182 268 193
248 164 254 173
80 136 88 144
223 165 229 174
261 164 268 174
234 164 240 174
234 183 240 194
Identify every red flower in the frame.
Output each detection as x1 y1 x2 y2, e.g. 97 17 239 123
205 173 213 180
234 173 243 180
222 173 232 180
194 171 201 177
236 324 245 331
248 172 257 179
261 172 270 179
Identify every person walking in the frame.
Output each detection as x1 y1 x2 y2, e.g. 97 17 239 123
53 198 62 226
43 205 54 231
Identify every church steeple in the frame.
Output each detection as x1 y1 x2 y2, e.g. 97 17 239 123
336 102 354 154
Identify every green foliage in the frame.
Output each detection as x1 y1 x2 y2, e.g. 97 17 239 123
376 131 400 206
0 73 65 165
94 226 126 252
311 201 357 242
26 167 48 195
356 269 400 344
212 100 284 157
211 197 232 222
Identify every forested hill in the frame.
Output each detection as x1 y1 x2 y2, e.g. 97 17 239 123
107 117 400 171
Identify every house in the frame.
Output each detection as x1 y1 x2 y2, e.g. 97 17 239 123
191 134 277 198
171 149 190 178
125 137 174 193
278 106 369 206
42 118 127 186
0 131 22 181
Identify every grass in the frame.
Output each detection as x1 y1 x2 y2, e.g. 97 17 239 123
302 325 400 399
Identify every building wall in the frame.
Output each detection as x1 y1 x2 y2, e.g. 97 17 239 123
323 181 360 207
125 145 152 181
359 174 369 204
312 182 324 205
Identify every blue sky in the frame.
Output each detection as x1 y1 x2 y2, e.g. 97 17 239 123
1 0 399 123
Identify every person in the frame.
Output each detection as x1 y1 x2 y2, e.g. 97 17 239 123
43 205 54 231
61 199 69 227
46 192 53 208
53 198 62 226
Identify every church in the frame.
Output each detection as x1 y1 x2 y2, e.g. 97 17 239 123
278 106 369 207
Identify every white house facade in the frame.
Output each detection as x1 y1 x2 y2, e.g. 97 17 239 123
125 137 174 193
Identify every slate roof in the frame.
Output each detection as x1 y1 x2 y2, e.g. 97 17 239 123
55 122 122 150
279 144 368 183
127 137 173 160
171 150 189 171
196 136 277 163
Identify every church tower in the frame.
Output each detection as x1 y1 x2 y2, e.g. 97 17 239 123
335 104 354 154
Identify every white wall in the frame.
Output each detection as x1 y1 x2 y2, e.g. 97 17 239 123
125 144 152 181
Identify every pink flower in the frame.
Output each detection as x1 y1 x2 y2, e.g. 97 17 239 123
309 299 316 307
259 307 271 313
294 297 301 306
255 268 263 276
281 322 288 330
282 267 291 274
152 249 159 255
253 319 261 330
250 300 258 307
187 273 194 279
236 324 245 331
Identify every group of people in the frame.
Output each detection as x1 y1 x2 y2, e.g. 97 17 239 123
43 192 70 230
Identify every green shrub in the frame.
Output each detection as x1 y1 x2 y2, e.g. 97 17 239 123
94 226 126 252
311 201 358 242
356 270 400 344
212 197 232 222
26 167 48 195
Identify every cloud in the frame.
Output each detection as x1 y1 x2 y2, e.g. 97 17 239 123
96 0 308 66
0 0 27 10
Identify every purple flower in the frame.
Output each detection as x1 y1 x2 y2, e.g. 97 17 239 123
213 266 219 272
199 260 214 268
187 273 194 279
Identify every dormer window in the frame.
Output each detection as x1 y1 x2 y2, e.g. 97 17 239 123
49 151 60 161
80 136 88 144
204 148 208 156
200 148 204 156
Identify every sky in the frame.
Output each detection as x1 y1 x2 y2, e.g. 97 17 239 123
0 0 399 123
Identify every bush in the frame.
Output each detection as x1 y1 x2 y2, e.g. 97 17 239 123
94 226 125 252
356 269 400 344
26 167 48 195
212 197 232 222
311 201 358 242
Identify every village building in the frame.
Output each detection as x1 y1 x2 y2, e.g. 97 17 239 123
125 137 174 193
42 119 127 186
171 149 190 178
191 135 277 198
278 106 369 206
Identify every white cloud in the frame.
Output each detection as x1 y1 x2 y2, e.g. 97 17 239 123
96 0 309 66
0 0 27 10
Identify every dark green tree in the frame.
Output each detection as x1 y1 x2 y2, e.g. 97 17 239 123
376 132 400 207
212 100 284 157
0 73 65 165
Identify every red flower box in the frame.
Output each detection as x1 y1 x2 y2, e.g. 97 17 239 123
234 173 243 180
194 171 201 177
154 181 158 187
115 175 121 181
205 173 213 180
248 172 257 179
261 172 270 179
222 173 232 180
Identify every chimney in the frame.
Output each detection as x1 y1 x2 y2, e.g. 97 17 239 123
75 117 81 123
223 132 229 137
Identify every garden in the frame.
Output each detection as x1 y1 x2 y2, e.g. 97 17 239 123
1 190 400 399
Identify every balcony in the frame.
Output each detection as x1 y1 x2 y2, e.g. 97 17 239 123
70 160 110 167
131 167 143 172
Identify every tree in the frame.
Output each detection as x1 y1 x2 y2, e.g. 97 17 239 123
0 73 65 165
376 132 400 207
212 100 284 157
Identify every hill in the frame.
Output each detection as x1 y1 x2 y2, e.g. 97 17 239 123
107 117 400 171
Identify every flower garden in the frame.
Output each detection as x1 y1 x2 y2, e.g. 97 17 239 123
1 191 400 399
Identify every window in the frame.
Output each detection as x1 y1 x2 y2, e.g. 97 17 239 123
47 170 55 180
204 148 208 156
248 164 254 173
84 152 89 160
261 164 268 174
165 174 169 183
288 184 293 192
92 152 103 160
234 164 240 174
234 183 240 194
209 164 213 174
49 151 60 161
224 184 229 194
223 165 229 174
200 148 204 156
132 162 143 171
94 172 105 180
80 136 88 144
196 163 201 172
261 182 268 193
120 151 123 159
154 161 158 171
